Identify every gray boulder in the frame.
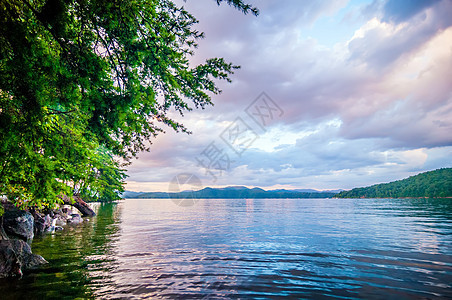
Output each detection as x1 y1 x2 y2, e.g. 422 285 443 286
33 213 46 235
55 215 67 227
67 213 82 225
3 210 34 243
0 239 48 278
45 219 57 233
33 213 52 236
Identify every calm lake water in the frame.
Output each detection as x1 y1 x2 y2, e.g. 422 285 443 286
1 198 451 299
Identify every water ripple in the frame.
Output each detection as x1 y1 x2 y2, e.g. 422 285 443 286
1 199 451 299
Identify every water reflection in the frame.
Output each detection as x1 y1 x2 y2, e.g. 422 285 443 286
0 198 451 299
0 202 121 299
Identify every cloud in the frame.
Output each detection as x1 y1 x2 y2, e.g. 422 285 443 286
125 0 452 191
349 1 452 70
383 0 441 23
341 25 452 148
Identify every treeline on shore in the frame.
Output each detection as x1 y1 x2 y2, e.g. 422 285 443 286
124 186 338 199
124 168 452 200
336 168 452 198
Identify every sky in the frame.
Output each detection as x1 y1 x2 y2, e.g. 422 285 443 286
125 0 452 192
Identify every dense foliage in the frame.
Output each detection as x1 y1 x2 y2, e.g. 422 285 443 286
0 0 257 210
336 168 452 198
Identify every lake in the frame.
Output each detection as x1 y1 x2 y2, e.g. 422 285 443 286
1 198 451 299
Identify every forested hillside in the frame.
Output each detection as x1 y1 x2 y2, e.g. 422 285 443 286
124 186 337 199
336 168 452 198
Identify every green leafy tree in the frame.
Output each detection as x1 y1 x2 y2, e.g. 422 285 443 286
0 0 258 211
336 168 452 198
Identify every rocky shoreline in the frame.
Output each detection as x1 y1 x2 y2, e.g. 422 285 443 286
0 201 95 278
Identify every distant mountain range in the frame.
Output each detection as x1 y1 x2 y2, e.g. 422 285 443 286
122 186 341 199
123 168 452 200
336 168 452 198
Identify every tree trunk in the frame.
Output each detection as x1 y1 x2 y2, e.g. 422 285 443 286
60 195 96 217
